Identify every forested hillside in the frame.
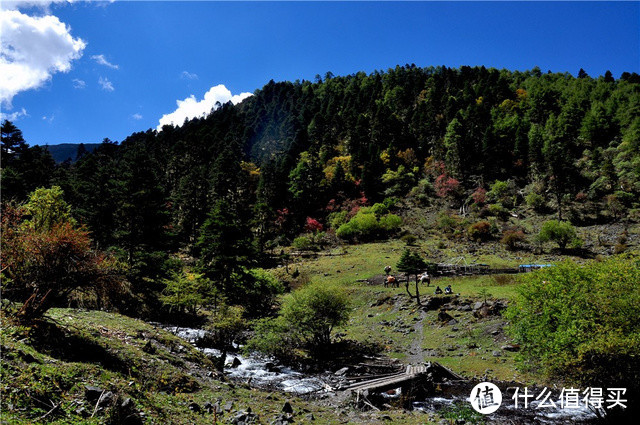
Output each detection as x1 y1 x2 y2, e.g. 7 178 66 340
2 65 640 318
3 65 640 423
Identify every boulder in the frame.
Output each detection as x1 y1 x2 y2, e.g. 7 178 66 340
84 386 104 402
334 367 349 376
501 344 520 352
282 401 293 414
98 391 114 407
437 310 454 323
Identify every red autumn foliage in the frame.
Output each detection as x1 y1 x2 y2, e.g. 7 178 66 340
325 193 368 218
425 159 446 178
304 217 323 233
275 208 290 227
1 205 122 323
471 187 487 205
435 174 461 198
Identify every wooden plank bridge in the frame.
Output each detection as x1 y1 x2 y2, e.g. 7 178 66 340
344 362 462 395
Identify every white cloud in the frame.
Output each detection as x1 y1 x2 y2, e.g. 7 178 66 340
0 1 71 12
181 71 198 80
72 78 85 89
98 76 113 91
91 54 118 69
0 107 28 121
0 8 86 106
132 113 142 120
42 113 54 123
157 84 252 130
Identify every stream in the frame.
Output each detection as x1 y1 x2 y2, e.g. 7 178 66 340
162 325 599 423
162 325 330 395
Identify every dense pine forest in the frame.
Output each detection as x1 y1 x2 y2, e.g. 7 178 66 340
2 65 640 423
4 67 640 244
3 64 640 316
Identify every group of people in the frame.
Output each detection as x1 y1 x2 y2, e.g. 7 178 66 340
434 284 453 295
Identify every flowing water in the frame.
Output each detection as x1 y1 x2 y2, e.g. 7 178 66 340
413 393 599 423
162 324 599 422
160 325 329 395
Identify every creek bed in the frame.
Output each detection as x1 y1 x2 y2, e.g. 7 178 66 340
162 324 600 422
159 325 330 395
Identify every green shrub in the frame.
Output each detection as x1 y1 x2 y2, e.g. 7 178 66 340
487 179 517 208
537 220 577 249
408 179 435 204
401 234 418 246
525 192 546 211
379 213 402 231
383 197 399 209
505 257 640 420
369 202 389 217
437 212 461 234
161 271 213 314
487 203 509 220
336 209 402 242
327 210 349 230
247 284 350 358
292 236 313 251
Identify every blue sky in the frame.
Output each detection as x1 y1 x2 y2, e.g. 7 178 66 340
1 1 639 146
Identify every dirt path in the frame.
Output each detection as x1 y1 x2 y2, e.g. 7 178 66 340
407 308 427 365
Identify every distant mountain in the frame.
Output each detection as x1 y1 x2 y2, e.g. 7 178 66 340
42 143 102 163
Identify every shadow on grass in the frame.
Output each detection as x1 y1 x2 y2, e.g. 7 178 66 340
28 320 129 374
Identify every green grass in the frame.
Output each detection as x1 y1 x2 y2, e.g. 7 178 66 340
296 240 406 287
1 309 386 425
282 240 544 384
2 234 590 424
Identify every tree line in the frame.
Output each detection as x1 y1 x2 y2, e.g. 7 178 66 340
2 65 639 321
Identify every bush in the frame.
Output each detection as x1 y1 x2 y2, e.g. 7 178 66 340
501 229 526 251
467 221 492 242
505 257 640 420
242 268 286 317
408 179 435 205
487 180 517 208
435 174 461 198
537 220 577 249
401 234 418 246
336 208 402 242
161 271 214 314
470 187 487 205
292 236 313 251
369 202 389 217
383 197 399 209
487 203 509 220
1 195 122 323
304 217 323 233
248 284 350 358
327 210 349 230
379 213 402 231
437 212 462 234
525 192 546 212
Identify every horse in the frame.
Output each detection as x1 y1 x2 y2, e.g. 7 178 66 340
419 273 431 286
385 275 399 288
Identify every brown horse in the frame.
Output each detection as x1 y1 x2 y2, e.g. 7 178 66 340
385 275 399 288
